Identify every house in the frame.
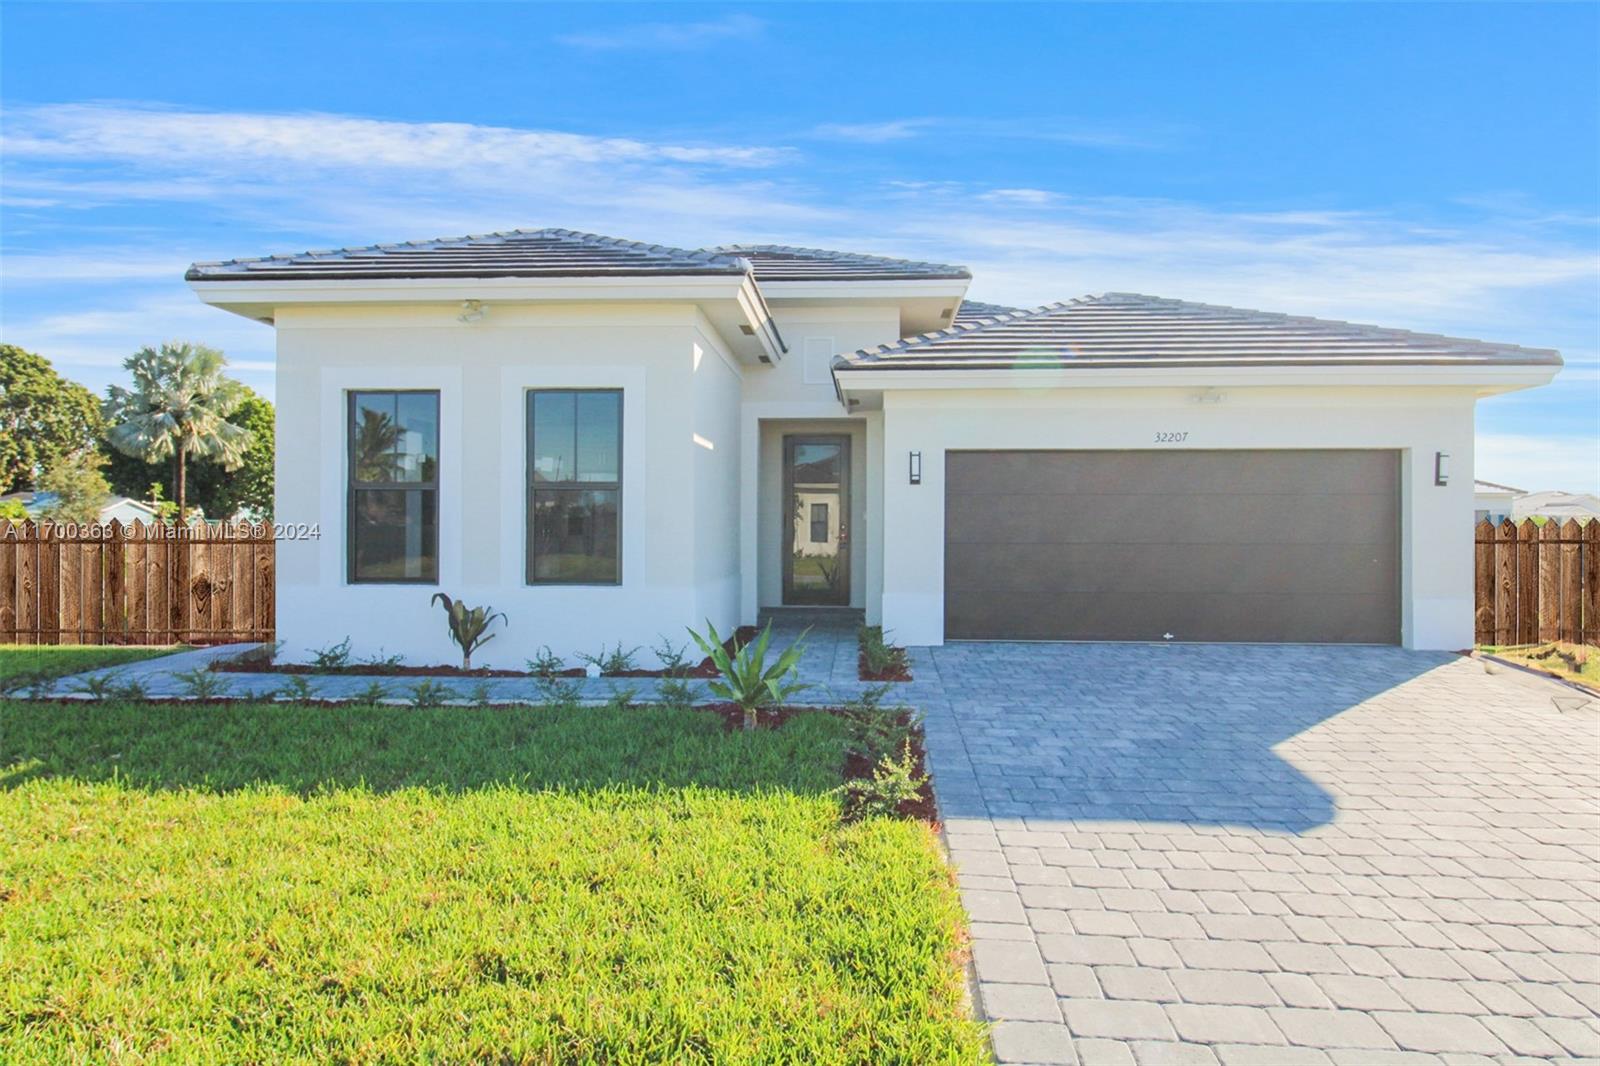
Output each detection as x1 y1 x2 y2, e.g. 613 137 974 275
1473 479 1522 524
187 228 1561 663
1511 490 1600 523
0 491 161 525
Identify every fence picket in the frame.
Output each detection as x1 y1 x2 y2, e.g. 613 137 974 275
0 521 274 645
1474 518 1594 647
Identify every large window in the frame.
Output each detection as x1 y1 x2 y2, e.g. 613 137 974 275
348 390 439 583
527 390 621 584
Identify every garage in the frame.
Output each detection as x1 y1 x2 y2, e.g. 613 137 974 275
944 449 1400 644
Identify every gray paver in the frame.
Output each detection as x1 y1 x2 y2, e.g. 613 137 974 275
913 644 1598 1064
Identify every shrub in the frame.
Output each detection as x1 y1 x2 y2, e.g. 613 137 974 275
579 643 640 676
274 675 317 703
310 637 352 672
408 679 451 707
429 594 507 671
607 682 640 709
656 676 694 706
651 636 691 677
837 741 927 820
858 625 909 679
353 680 389 704
71 673 119 699
687 620 808 731
839 684 917 760
174 666 226 700
467 681 493 706
107 677 149 701
528 647 581 708
358 648 405 670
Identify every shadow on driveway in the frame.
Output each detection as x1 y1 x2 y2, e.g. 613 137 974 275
927 642 1458 834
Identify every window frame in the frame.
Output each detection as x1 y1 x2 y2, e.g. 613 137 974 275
346 388 441 586
525 388 624 586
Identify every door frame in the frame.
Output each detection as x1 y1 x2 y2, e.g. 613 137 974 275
781 434 851 606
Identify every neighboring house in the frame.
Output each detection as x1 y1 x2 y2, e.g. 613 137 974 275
187 228 1561 663
1512 490 1600 523
0 491 161 525
1474 479 1522 524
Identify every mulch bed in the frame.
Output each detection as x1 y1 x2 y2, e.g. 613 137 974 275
15 693 938 822
859 651 913 683
213 627 761 679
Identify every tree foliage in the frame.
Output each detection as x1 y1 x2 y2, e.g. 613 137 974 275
0 344 103 494
37 451 111 524
102 343 254 522
103 385 275 520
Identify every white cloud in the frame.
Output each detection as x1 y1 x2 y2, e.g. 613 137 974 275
812 119 935 143
3 103 786 171
980 188 1056 205
555 13 765 50
1476 432 1600 494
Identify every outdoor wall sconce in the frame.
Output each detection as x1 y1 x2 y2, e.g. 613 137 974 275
1435 451 1450 486
909 450 922 485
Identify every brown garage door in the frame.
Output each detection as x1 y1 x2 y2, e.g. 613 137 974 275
945 450 1400 643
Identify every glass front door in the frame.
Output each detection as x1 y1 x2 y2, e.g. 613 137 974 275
782 435 850 606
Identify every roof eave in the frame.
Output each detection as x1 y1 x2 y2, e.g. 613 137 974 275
832 361 1562 394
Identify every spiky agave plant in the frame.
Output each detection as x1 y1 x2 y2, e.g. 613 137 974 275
688 620 809 731
430 593 507 671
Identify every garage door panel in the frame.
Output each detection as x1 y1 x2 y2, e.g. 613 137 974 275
947 541 1397 597
944 450 1399 644
946 589 1398 643
947 491 1398 547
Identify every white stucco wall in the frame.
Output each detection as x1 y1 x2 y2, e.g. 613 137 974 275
736 304 900 623
877 384 1479 650
272 302 742 669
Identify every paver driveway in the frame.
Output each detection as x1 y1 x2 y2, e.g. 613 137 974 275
912 643 1600 1065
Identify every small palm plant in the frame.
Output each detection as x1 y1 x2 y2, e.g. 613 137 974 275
430 593 507 670
688 620 808 731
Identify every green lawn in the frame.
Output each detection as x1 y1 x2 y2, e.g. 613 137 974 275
0 644 183 685
0 701 983 1064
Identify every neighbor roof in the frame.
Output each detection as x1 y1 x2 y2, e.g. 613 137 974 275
837 293 1563 371
1474 479 1526 494
702 244 971 282
186 228 748 281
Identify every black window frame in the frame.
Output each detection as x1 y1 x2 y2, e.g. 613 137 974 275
346 389 440 585
526 388 623 586
810 502 829 544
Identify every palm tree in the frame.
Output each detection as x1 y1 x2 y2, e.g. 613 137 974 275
103 343 254 523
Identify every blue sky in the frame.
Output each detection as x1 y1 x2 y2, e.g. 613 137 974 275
2 2 1596 490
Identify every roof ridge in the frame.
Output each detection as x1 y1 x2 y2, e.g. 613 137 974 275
845 297 1095 360
1081 293 1558 358
188 227 751 279
707 242 969 274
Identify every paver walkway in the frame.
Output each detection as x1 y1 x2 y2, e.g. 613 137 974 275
919 643 1600 1065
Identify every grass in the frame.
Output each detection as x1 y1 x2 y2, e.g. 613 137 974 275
0 644 182 685
0 701 983 1064
1479 642 1599 691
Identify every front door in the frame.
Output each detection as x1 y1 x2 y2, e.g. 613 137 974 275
782 435 850 605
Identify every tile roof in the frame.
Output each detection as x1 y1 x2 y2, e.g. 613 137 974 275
837 293 1562 371
952 299 1020 324
702 244 971 281
187 228 748 281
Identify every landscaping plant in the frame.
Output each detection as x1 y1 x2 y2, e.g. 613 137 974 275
353 680 389 704
274 675 317 703
429 593 506 670
309 637 352 671
837 741 929 820
579 643 641 675
688 620 809 731
174 666 226 700
651 636 691 676
858 625 910 680
408 678 450 707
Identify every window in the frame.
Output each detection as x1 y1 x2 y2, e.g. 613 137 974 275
348 390 438 583
810 502 829 543
528 390 621 584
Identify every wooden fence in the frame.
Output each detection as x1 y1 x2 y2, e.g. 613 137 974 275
0 520 274 645
1475 519 1599 647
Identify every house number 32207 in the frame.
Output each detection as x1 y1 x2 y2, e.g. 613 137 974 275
1154 431 1189 443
